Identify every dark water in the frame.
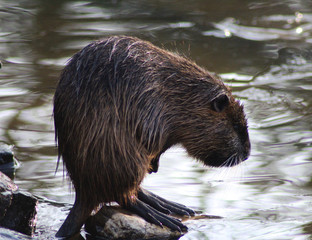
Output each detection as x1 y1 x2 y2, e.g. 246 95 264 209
0 0 312 239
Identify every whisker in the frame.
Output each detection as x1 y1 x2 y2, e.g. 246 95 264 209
225 153 237 167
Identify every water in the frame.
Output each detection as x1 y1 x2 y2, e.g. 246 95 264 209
0 0 312 239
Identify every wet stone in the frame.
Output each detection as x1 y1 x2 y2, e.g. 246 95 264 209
0 171 38 236
0 144 19 179
0 145 14 165
85 206 184 240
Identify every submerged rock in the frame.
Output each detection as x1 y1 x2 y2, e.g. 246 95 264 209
85 206 185 240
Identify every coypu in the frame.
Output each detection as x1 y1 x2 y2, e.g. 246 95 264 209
53 36 250 237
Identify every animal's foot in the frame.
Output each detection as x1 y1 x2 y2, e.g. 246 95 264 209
124 197 187 232
123 188 195 232
138 188 195 217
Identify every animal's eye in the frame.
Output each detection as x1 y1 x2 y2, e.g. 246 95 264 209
211 94 229 112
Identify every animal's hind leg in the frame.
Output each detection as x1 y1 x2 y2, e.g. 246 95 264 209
55 199 92 238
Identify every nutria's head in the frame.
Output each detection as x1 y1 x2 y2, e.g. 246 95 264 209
179 93 250 167
154 55 250 168
167 76 250 167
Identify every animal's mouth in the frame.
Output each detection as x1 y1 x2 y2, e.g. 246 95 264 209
211 144 250 168
229 145 250 167
203 150 248 168
220 153 241 167
222 139 251 167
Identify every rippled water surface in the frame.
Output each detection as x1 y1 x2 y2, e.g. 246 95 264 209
0 0 312 239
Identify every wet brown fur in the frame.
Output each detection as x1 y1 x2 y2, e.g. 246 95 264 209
53 36 250 228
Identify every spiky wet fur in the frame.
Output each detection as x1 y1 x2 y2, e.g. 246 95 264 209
53 36 250 233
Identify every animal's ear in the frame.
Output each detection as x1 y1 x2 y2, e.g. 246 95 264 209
211 94 229 112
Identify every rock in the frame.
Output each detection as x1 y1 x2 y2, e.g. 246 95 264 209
0 144 19 179
0 145 14 165
0 171 38 236
85 206 185 240
0 171 17 222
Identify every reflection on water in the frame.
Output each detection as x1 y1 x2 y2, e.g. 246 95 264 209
205 15 312 41
0 0 312 239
